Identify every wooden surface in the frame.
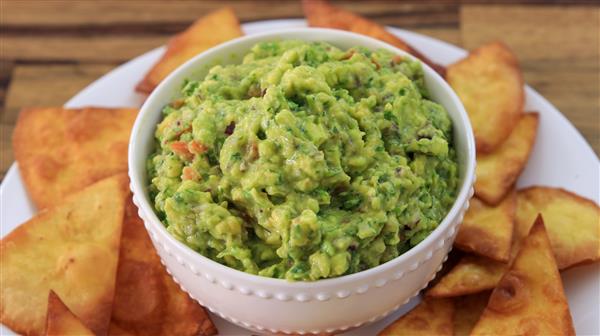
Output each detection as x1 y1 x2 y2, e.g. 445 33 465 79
1 1 598 180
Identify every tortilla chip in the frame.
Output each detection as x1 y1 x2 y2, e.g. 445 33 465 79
426 249 465 291
453 291 491 336
45 291 94 336
136 7 243 94
110 199 217 336
302 0 445 75
430 187 599 300
108 322 136 336
515 187 600 270
426 255 506 298
455 192 516 261
447 42 524 153
475 113 539 205
12 107 138 209
379 297 453 336
0 174 128 336
471 216 575 335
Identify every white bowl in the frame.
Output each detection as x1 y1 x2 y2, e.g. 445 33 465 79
129 28 476 334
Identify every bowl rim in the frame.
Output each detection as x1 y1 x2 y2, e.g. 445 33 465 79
128 27 476 288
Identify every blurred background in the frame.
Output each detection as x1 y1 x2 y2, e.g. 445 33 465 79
1 0 598 180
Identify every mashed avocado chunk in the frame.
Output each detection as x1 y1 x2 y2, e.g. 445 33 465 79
148 40 458 281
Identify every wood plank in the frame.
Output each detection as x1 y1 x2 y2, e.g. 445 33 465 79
521 59 599 153
1 1 301 26
0 25 459 64
3 64 115 125
461 5 599 61
0 61 14 115
1 35 167 62
2 0 591 28
1 123 14 180
0 1 458 27
336 2 458 27
460 5 600 154
0 1 458 38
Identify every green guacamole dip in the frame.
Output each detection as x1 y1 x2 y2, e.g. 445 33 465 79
147 40 458 281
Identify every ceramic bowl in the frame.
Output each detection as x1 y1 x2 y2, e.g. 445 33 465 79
129 28 476 334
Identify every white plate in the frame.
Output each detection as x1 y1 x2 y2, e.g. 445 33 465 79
1 19 599 335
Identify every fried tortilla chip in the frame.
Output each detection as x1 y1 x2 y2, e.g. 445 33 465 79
515 187 600 270
302 0 445 75
431 187 599 300
108 322 136 336
453 291 491 336
426 249 464 290
426 255 506 298
471 216 575 335
455 192 516 261
379 297 454 336
110 199 217 336
136 7 243 94
447 42 524 153
45 291 94 336
161 273 218 336
1 174 128 336
12 107 138 209
475 113 539 205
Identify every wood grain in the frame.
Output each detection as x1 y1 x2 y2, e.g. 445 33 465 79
460 5 600 153
1 1 598 181
0 61 14 113
461 5 599 60
2 36 168 63
3 64 115 124
0 124 13 180
1 1 457 27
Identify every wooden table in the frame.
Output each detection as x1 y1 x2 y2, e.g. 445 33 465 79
1 1 598 180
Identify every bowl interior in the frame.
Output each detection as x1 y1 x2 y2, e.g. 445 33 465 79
128 28 475 286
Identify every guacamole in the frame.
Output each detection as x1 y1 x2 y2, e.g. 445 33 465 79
147 41 458 281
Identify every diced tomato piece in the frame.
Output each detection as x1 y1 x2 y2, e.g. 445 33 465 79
182 166 198 181
188 140 208 155
170 141 193 161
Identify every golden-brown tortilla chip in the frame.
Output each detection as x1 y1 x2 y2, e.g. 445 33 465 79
471 216 575 335
379 297 454 335
108 322 136 336
447 42 524 153
426 255 506 298
515 187 600 270
302 0 445 75
136 7 243 94
455 192 516 261
452 291 490 336
45 291 94 336
1 174 128 336
426 249 464 290
431 187 599 300
110 199 217 336
12 107 138 209
475 113 539 205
